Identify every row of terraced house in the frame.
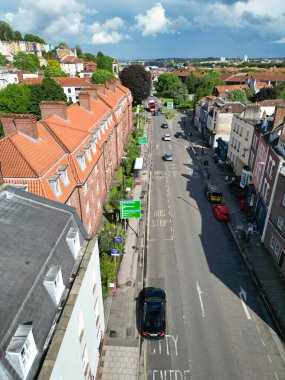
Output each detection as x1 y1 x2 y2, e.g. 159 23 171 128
195 97 285 274
0 80 133 380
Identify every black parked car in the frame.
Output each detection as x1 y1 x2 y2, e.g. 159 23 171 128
158 107 162 112
174 131 183 138
142 287 166 338
161 122 168 128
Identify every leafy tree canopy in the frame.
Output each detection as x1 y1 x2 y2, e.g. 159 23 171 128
83 53 97 63
194 75 224 101
42 49 57 61
0 21 14 41
0 52 8 66
227 88 248 103
119 64 151 104
185 73 200 94
0 83 31 115
96 52 114 73
13 31 23 41
24 34 46 44
44 65 67 78
29 78 67 118
75 45 84 58
47 59 60 68
167 82 189 105
154 73 181 96
92 69 114 84
56 42 69 49
251 87 278 102
13 52 40 72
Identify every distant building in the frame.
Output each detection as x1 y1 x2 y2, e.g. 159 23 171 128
0 186 105 380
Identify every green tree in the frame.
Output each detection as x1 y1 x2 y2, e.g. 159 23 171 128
154 73 181 96
47 59 60 68
227 89 248 103
0 21 13 41
13 31 23 41
185 73 200 93
84 53 97 63
92 69 114 84
194 75 224 101
57 42 69 49
0 53 8 66
166 82 188 105
24 34 46 44
0 83 31 115
75 45 84 58
100 252 116 286
96 52 114 73
277 81 285 100
119 64 151 104
29 78 67 118
44 65 67 78
251 87 278 102
13 52 40 72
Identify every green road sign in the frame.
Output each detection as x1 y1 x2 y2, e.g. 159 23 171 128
138 135 147 145
120 200 141 219
167 101 174 109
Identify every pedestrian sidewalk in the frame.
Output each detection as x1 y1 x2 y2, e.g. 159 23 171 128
189 125 285 338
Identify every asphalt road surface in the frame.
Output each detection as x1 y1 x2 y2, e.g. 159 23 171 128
144 109 285 380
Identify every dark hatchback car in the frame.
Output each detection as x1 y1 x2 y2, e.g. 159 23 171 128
174 131 183 138
142 287 166 338
206 184 223 203
158 107 162 112
161 122 168 128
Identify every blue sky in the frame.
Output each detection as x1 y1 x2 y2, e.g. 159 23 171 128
1 0 285 60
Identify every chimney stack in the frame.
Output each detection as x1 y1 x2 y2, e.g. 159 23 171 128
40 101 68 120
1 115 17 136
94 84 105 95
106 80 116 93
79 92 92 112
14 115 38 139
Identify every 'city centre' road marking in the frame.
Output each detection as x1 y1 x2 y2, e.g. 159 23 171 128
196 281 206 318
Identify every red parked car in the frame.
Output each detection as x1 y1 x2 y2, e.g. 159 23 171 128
213 204 230 221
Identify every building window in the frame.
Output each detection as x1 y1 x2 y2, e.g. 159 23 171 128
245 130 249 141
262 181 269 202
78 312 85 343
57 165 69 186
253 135 257 149
270 236 275 249
89 138 97 154
6 325 38 380
69 97 72 102
237 141 240 152
282 193 285 207
274 242 280 256
43 266 65 305
48 174 62 198
277 216 284 231
68 88 71 93
240 127 243 136
66 228 81 259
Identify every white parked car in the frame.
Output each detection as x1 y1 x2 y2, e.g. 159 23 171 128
163 134 171 141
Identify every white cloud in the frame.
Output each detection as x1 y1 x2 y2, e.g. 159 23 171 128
134 3 171 36
89 17 127 44
272 38 285 44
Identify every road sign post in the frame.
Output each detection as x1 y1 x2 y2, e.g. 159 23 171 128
120 200 141 219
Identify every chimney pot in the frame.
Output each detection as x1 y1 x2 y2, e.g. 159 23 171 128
1 115 17 136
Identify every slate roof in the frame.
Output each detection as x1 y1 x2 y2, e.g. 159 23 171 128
0 186 86 380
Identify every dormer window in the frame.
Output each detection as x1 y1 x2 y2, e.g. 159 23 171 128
57 165 69 186
89 138 97 154
6 324 38 380
44 266 65 305
48 174 62 198
66 228 81 259
76 152 86 171
84 144 92 161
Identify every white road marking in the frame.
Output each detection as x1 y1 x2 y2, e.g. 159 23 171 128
239 287 251 320
196 281 206 317
274 372 279 380
267 355 272 363
261 338 265 347
256 325 260 333
191 147 196 154
147 171 152 240
156 144 158 149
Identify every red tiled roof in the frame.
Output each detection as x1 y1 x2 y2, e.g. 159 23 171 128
20 78 43 85
62 56 84 64
54 77 93 87
225 75 247 83
250 73 285 82
215 84 249 93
